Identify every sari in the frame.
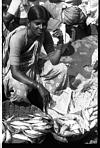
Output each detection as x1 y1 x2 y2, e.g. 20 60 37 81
3 26 68 102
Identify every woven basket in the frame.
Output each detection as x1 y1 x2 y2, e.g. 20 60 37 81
2 100 42 119
2 100 47 144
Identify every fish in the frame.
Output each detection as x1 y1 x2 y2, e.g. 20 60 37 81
89 115 97 121
72 129 80 135
92 111 98 116
12 116 32 121
12 133 32 143
6 115 14 122
8 125 20 134
33 125 51 131
2 132 6 143
27 114 34 117
24 129 42 135
23 129 42 138
63 130 75 137
70 123 80 131
24 118 42 124
33 117 42 120
10 120 31 127
88 107 93 116
81 111 90 131
31 122 47 127
10 124 29 131
84 110 90 120
5 129 12 143
64 119 77 126
90 119 97 129
60 125 69 135
34 113 51 120
2 122 6 133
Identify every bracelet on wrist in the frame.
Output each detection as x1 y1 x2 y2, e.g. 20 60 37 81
57 43 63 50
58 37 64 44
57 40 63 45
36 83 40 89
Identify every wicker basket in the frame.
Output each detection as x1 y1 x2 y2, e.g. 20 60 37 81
2 100 47 144
2 100 42 119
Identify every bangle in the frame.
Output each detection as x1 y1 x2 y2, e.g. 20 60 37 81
36 83 40 89
57 44 63 50
57 40 63 45
58 37 64 44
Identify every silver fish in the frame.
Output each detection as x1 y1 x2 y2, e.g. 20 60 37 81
5 129 12 143
12 133 32 143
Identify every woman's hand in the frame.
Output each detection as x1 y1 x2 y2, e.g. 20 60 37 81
53 29 64 44
37 83 51 113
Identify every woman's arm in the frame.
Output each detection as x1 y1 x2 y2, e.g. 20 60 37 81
10 33 51 106
11 65 38 88
3 13 14 30
10 32 38 88
3 0 21 30
43 29 63 65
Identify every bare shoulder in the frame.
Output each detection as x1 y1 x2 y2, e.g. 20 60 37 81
10 28 26 45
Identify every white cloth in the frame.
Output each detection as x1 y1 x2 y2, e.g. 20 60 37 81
8 0 34 18
85 0 98 25
47 71 98 137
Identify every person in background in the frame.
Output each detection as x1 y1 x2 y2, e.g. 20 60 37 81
3 5 68 112
3 4 9 42
85 0 98 35
3 0 40 31
42 0 87 32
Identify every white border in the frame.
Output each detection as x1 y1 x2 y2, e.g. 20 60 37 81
0 0 2 146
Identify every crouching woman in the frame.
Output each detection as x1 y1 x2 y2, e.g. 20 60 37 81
3 5 68 112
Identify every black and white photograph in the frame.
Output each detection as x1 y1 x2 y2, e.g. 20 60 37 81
1 0 98 145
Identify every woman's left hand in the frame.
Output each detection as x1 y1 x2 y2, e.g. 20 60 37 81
53 29 63 38
37 83 51 113
53 29 63 44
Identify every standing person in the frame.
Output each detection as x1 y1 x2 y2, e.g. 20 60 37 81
3 0 40 31
3 5 68 112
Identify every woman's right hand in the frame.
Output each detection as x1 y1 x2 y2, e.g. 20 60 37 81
37 83 51 113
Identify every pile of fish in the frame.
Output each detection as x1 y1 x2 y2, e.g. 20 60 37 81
52 103 98 139
48 74 98 140
2 112 54 143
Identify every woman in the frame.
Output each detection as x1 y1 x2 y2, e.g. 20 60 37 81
3 5 68 112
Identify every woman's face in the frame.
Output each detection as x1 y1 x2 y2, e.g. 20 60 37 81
29 19 47 36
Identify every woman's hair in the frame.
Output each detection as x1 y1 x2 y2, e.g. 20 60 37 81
28 5 51 22
49 0 63 3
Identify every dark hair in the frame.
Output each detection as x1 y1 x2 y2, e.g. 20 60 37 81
28 5 51 22
49 0 63 3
